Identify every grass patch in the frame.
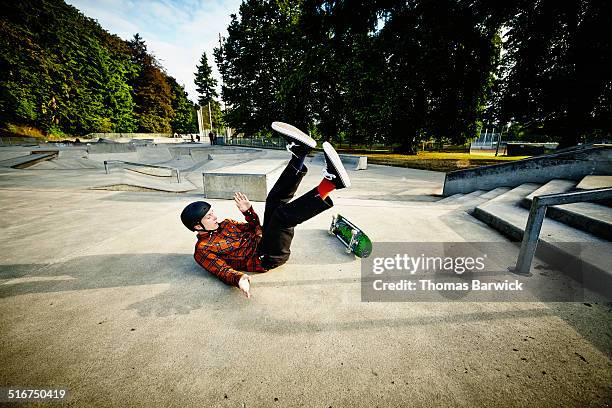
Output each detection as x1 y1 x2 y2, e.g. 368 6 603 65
360 152 530 172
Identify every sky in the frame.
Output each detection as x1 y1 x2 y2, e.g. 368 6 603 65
65 0 243 104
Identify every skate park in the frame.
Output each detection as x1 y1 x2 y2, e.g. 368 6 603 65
0 138 610 407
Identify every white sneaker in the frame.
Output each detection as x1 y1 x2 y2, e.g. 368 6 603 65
322 142 351 189
272 122 317 158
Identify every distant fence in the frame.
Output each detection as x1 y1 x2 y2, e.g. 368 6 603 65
226 136 286 150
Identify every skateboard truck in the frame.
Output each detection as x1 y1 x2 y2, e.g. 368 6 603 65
330 215 358 253
329 215 337 235
346 228 359 254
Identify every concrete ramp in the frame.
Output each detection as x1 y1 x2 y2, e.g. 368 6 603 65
87 143 136 154
29 158 105 170
202 159 288 201
310 152 368 170
87 152 139 162
135 145 173 164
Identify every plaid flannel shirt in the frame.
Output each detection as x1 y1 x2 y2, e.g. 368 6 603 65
193 206 265 287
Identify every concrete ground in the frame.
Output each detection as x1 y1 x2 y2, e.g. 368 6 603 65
0 143 610 407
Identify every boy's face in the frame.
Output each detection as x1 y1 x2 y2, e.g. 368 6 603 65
197 208 219 231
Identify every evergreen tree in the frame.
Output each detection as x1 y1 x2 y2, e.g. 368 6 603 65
194 51 218 107
214 0 294 136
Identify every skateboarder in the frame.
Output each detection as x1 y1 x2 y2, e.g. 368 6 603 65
180 122 351 298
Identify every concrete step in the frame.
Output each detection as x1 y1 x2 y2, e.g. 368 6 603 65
576 175 612 207
473 186 611 297
202 159 288 201
523 179 576 202
521 179 612 240
446 190 490 210
576 175 612 190
436 193 465 204
452 190 486 203
478 187 511 200
438 187 514 210
480 183 542 206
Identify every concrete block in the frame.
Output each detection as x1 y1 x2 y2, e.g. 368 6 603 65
202 159 287 201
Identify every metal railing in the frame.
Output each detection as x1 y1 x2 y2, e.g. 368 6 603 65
512 187 612 275
104 160 181 183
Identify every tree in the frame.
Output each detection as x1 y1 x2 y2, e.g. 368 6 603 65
214 0 295 136
127 33 174 132
376 0 501 152
194 51 218 107
167 76 197 134
496 0 612 147
199 99 224 131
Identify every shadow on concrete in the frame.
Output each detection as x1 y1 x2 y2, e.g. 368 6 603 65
233 303 612 359
350 193 440 202
234 307 556 335
0 254 228 311
96 191 203 203
1 253 609 358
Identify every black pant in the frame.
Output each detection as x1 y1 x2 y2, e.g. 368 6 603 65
257 163 333 270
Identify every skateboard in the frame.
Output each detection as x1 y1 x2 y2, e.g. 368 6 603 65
329 214 373 258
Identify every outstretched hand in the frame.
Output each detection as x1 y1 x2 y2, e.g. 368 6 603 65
238 274 251 299
234 191 251 212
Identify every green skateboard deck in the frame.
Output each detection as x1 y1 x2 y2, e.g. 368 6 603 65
329 214 373 258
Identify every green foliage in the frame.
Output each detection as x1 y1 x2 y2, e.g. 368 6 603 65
0 0 194 136
194 52 218 106
493 0 612 147
167 76 198 134
200 100 224 131
214 0 504 151
214 0 297 135
215 0 609 149
127 34 174 133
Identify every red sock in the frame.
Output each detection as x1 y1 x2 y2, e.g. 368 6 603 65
317 178 336 199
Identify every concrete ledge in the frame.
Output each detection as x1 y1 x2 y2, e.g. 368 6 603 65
443 145 612 196
202 159 287 201
0 151 58 168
